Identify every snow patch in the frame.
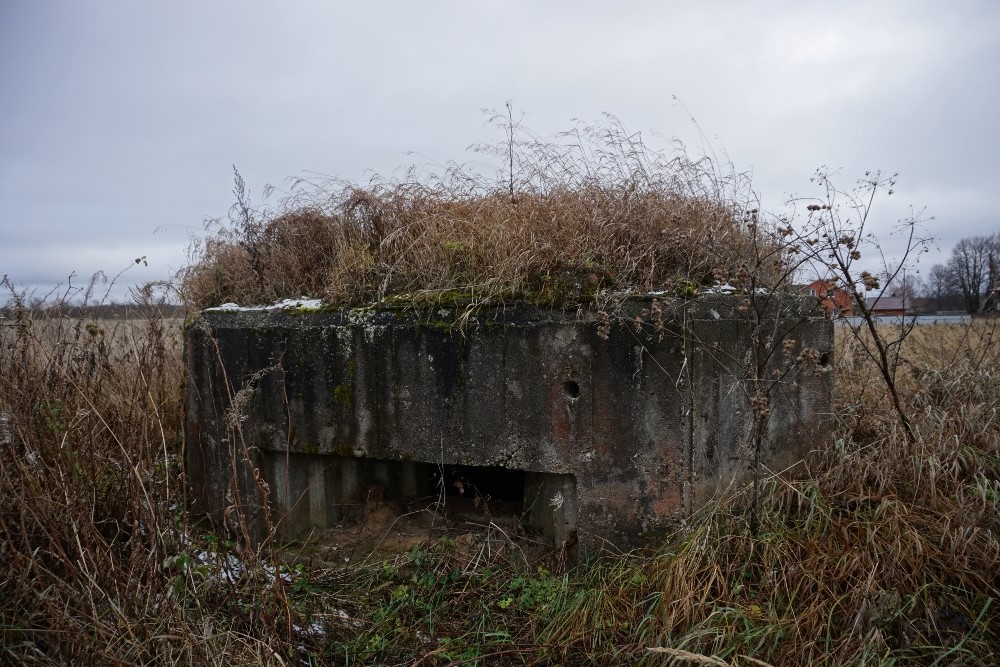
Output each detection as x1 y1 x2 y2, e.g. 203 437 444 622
206 297 323 312
700 284 771 296
702 283 737 294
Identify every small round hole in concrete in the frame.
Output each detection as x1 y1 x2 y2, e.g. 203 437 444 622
563 380 580 399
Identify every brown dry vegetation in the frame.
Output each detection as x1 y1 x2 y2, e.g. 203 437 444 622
181 119 776 310
638 322 1000 664
3 281 998 665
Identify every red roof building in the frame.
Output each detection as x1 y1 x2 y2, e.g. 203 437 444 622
865 295 907 316
805 279 855 318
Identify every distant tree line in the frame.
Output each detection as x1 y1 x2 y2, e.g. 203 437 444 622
0 302 186 320
909 233 1000 314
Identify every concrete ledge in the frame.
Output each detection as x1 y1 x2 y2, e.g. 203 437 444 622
184 294 833 550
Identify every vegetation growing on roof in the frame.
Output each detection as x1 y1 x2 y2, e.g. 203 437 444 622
181 115 782 310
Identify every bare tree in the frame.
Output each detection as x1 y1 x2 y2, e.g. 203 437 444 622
923 262 963 312
947 236 994 313
885 269 922 309
790 169 933 446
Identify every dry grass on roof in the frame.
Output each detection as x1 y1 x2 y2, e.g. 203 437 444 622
181 117 781 310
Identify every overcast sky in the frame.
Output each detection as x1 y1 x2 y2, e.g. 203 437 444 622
1 1 997 303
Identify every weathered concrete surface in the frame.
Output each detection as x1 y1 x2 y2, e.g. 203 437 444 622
185 295 833 550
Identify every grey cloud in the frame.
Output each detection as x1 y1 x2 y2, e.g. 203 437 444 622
2 0 998 300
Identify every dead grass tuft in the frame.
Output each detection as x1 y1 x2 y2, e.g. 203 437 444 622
181 117 773 310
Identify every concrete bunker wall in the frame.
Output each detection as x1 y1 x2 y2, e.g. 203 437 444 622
185 295 833 551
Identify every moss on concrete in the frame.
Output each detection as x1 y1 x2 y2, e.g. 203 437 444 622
333 384 354 409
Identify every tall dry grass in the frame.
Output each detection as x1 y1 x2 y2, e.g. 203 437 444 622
3 284 999 664
181 118 775 310
0 282 299 665
582 321 1000 665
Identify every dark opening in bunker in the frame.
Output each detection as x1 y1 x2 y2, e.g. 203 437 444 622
563 379 581 399
263 451 577 545
432 463 525 503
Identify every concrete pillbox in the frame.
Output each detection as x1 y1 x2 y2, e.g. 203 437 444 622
184 294 833 551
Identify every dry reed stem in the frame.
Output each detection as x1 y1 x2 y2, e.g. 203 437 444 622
647 646 734 665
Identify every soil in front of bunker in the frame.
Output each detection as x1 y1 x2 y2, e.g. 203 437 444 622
280 492 560 570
